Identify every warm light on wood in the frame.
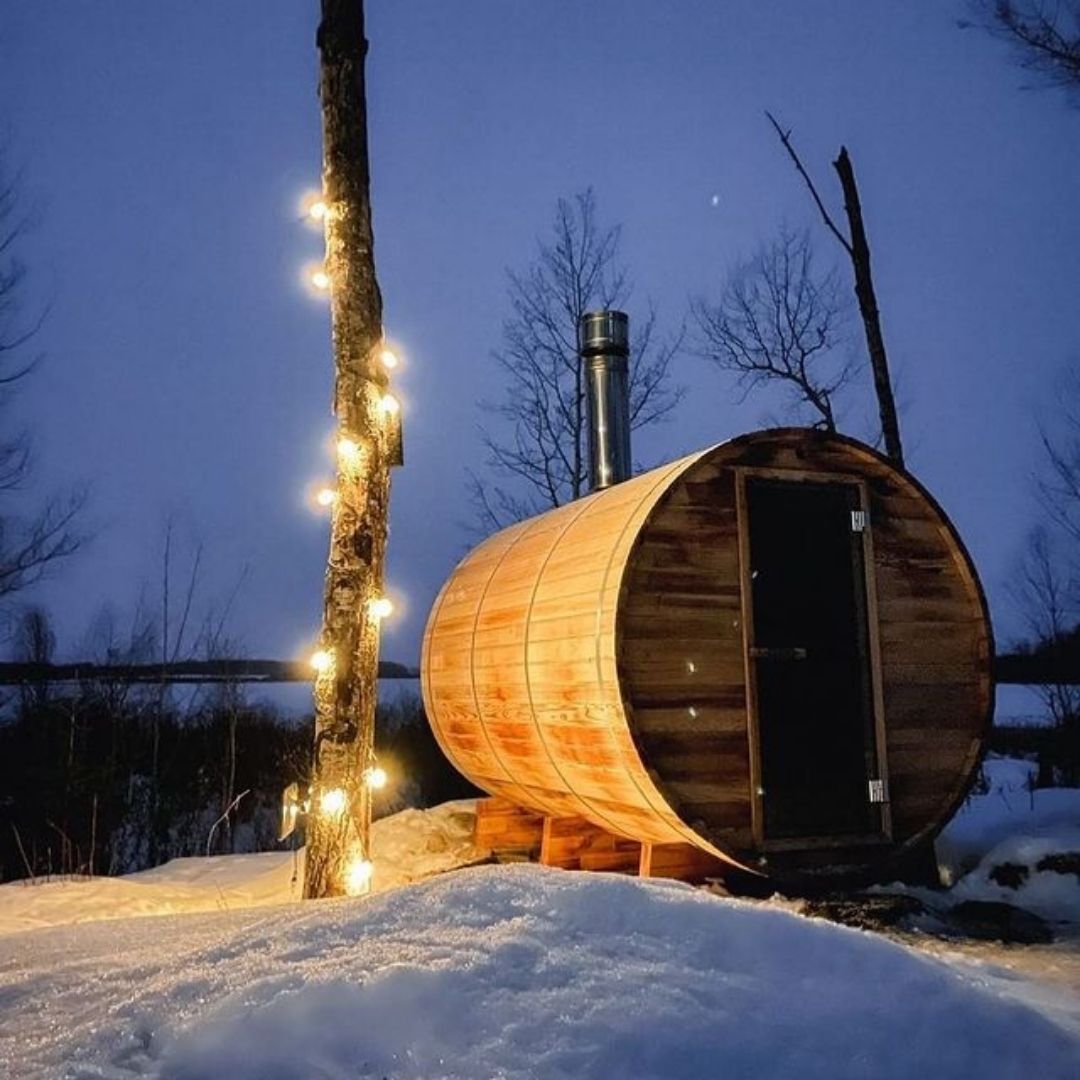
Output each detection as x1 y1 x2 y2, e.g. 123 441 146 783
422 430 992 885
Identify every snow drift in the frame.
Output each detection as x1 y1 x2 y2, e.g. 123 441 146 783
1 865 1077 1079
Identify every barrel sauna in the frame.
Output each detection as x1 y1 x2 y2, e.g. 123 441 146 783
421 429 993 883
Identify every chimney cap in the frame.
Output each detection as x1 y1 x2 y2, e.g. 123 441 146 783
578 310 629 357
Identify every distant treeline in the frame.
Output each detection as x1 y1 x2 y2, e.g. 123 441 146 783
0 681 478 883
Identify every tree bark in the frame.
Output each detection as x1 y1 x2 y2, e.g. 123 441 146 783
304 0 394 899
831 147 903 467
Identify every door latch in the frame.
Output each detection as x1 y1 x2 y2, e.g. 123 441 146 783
851 510 867 533
868 778 887 804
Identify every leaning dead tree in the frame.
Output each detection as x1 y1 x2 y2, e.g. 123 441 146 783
766 113 904 466
304 0 399 899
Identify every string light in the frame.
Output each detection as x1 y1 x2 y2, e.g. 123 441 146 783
369 596 393 620
300 191 331 223
319 787 347 815
310 267 331 291
379 393 400 417
380 347 399 371
310 648 334 673
345 857 374 896
337 436 363 469
315 487 336 507
365 766 388 790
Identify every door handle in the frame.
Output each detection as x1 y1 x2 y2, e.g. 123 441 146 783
749 647 808 661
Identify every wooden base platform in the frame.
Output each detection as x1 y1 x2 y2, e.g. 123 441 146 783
474 797 731 884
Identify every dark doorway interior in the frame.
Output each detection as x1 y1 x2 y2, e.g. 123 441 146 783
746 477 882 841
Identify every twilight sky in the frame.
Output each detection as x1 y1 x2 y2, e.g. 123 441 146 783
1 1 1077 668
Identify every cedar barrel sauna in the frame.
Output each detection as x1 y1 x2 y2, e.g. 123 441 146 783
422 315 993 885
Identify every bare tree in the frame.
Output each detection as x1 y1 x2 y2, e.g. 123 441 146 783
1010 527 1080 784
766 114 904 466
1007 369 1080 783
15 604 55 712
1038 368 1080 545
469 189 683 531
693 228 853 431
0 150 84 604
964 2 1080 97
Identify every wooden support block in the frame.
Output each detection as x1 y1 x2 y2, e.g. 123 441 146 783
474 796 544 857
578 842 642 873
639 841 730 883
540 815 640 873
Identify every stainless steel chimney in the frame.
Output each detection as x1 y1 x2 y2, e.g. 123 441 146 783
579 310 631 492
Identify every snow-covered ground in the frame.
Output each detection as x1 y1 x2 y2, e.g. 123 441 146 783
935 757 1080 922
0 801 483 937
0 770 1077 1078
0 863 1077 1079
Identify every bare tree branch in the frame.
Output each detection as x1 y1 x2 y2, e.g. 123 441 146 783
0 147 85 605
693 228 853 431
964 2 1080 98
765 112 852 256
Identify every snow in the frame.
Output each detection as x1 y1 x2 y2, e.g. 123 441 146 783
930 757 1080 924
948 829 1080 922
936 757 1080 882
0 865 1077 1079
0 801 483 937
0 783 1078 1077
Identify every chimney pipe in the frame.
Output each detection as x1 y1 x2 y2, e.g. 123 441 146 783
580 310 631 493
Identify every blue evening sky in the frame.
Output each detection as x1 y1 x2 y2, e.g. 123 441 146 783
1 2 1077 667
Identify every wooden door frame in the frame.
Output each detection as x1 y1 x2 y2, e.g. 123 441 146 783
734 466 892 850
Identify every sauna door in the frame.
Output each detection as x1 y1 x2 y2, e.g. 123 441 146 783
744 476 884 842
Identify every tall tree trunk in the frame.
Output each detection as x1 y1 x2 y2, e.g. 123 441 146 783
831 147 903 467
304 0 395 899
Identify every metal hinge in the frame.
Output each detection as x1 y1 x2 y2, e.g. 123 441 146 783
868 778 887 804
851 510 867 533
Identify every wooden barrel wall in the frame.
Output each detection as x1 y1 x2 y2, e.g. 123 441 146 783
421 430 993 878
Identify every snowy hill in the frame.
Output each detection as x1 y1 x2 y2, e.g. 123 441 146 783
0 779 1078 1078
0 864 1078 1079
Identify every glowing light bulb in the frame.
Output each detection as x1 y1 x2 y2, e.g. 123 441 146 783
345 857 374 896
369 596 394 620
380 348 399 371
319 788 347 815
315 487 336 507
308 199 329 222
337 437 362 467
379 393 400 417
310 649 333 673
311 267 331 291
365 766 388 790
